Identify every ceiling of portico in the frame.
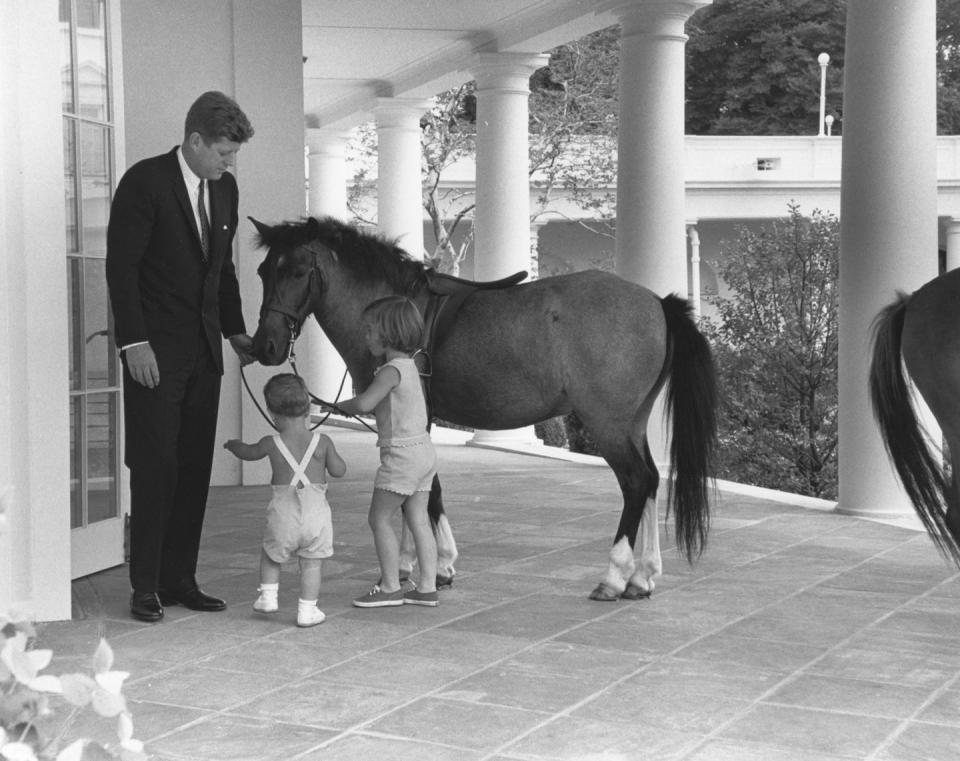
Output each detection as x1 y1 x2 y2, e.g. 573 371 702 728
301 0 620 130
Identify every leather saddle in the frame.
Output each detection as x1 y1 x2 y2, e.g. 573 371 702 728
415 268 527 417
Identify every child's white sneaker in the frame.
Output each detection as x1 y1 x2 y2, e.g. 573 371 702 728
297 600 325 628
253 585 278 613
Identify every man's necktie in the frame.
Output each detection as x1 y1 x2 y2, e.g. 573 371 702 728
197 179 210 261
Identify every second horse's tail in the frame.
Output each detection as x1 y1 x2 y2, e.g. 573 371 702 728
868 294 960 564
660 295 718 562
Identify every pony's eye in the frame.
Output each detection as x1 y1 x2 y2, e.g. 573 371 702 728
293 266 310 279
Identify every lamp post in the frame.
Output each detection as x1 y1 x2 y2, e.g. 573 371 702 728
818 52 830 136
825 114 834 136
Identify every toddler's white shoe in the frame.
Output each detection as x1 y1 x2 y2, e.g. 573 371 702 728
297 604 325 628
253 587 278 613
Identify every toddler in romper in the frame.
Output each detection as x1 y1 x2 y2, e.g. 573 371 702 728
224 373 346 627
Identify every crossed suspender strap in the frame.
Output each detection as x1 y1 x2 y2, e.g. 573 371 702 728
273 433 320 487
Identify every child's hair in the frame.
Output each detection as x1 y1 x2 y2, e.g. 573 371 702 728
263 373 310 418
363 296 423 354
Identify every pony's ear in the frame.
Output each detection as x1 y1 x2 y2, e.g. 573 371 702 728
248 216 271 237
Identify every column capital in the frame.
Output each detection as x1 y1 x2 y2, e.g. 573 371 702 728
373 97 434 127
305 127 350 156
471 52 551 93
601 0 712 39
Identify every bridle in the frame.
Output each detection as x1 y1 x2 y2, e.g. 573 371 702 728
242 246 375 433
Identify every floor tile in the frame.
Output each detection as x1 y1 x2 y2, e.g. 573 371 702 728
765 673 934 719
875 721 960 760
147 714 337 760
715 704 893 757
364 695 549 752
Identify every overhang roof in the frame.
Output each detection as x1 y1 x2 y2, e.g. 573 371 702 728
302 0 621 129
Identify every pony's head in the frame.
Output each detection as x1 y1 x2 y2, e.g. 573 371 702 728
249 216 428 365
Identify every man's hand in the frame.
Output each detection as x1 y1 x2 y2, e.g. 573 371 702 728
125 343 160 388
229 334 257 366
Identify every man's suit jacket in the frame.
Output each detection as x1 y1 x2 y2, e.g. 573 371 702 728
106 146 246 375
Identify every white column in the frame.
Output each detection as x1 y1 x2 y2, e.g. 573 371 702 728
612 0 710 295
468 52 548 449
612 0 709 465
687 223 701 318
374 97 431 259
837 0 939 519
0 1 72 620
304 127 350 404
946 218 960 272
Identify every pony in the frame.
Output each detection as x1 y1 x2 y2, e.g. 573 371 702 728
869 267 960 565
248 216 718 600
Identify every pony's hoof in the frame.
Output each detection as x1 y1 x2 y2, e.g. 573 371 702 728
588 583 621 602
621 584 652 600
436 574 454 589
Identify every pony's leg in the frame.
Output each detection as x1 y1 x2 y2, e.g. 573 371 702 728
595 533 636 601
623 497 661 599
435 513 458 587
624 444 662 599
590 442 656 601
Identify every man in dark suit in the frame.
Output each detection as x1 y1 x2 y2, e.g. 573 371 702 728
106 91 256 622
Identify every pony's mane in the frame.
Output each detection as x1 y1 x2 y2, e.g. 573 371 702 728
255 216 428 293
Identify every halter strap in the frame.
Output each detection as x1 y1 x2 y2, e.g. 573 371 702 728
273 433 320 487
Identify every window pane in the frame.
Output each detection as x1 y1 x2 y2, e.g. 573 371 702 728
70 395 83 529
84 259 116 388
60 0 75 113
87 392 119 524
64 119 79 253
80 122 111 254
76 0 109 121
68 259 83 391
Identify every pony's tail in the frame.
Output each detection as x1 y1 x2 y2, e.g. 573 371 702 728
660 295 717 562
868 294 960 565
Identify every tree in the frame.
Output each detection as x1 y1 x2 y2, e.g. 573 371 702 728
685 0 847 135
686 0 960 135
702 204 840 498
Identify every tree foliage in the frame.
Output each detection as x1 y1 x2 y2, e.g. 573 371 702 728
687 0 960 135
685 0 846 135
702 204 840 498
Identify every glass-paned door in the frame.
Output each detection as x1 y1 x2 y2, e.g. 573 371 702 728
62 0 124 578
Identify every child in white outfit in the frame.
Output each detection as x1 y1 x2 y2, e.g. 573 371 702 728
328 295 439 609
224 373 346 627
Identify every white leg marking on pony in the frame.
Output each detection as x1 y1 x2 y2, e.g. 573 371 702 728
435 514 458 579
628 497 662 593
601 535 635 594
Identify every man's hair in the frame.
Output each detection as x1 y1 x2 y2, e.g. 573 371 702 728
363 296 423 354
263 373 310 418
184 90 254 143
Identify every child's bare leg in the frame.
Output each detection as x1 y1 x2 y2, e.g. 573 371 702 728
296 557 325 626
255 549 281 613
398 517 417 581
260 548 281 585
369 489 405 592
299 557 322 602
404 491 438 594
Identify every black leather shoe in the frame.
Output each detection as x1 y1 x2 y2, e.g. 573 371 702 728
158 587 226 612
130 592 163 622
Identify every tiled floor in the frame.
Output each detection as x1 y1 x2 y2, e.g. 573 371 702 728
38 426 960 760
